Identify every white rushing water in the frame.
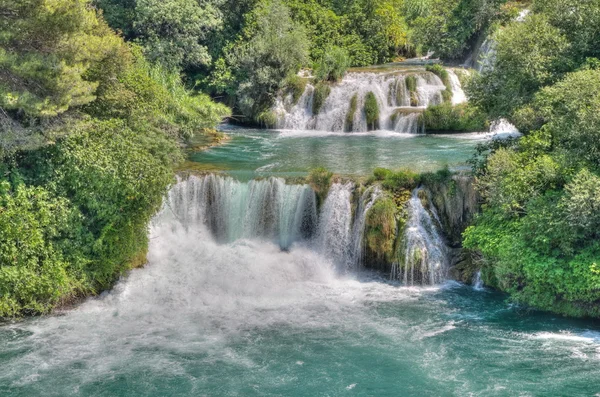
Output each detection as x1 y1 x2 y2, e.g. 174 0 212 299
169 175 448 281
473 270 485 291
275 70 467 134
396 189 449 285
168 175 318 250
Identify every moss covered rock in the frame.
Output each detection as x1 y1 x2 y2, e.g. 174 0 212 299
345 94 358 132
364 92 380 131
312 82 331 115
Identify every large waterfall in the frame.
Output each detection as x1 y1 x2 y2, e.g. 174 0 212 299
167 175 448 283
274 69 467 134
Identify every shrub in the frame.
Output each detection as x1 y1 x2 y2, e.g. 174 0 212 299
308 167 333 205
0 183 83 317
257 110 279 129
345 94 358 132
364 92 380 130
375 169 419 192
405 75 419 106
314 46 351 82
366 196 398 260
422 103 488 132
426 64 452 103
312 82 331 115
284 74 308 105
373 167 393 181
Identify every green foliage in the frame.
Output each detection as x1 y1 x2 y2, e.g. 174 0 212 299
364 92 380 131
465 23 600 316
89 48 230 140
0 183 83 317
345 94 358 132
308 167 333 205
375 168 419 192
314 46 351 82
312 82 331 115
366 196 398 260
423 103 488 132
409 0 508 60
405 75 419 106
523 68 600 165
464 206 600 318
209 0 310 121
133 0 222 70
467 14 570 119
533 0 600 63
425 64 452 102
0 0 229 318
0 0 128 118
284 75 308 105
257 110 279 128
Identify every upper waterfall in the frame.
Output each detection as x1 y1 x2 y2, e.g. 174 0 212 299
274 68 467 134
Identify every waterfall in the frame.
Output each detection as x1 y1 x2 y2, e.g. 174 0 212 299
275 71 455 133
447 70 467 105
167 175 318 250
474 38 496 73
168 175 450 285
490 118 520 137
350 186 382 269
316 182 354 268
395 189 449 286
473 270 485 291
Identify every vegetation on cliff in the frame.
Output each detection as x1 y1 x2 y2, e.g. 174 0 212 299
0 0 228 317
464 0 600 317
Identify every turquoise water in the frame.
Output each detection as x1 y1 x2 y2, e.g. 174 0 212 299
1 218 599 396
2 129 598 396
190 128 487 179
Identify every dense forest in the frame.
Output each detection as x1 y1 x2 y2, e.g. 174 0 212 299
1 0 600 318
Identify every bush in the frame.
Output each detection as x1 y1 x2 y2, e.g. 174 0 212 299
366 196 398 260
345 94 358 132
312 82 331 115
425 64 452 103
364 92 380 130
423 103 488 132
314 46 351 82
257 110 279 128
374 168 419 192
0 183 83 317
373 167 393 181
308 167 333 205
405 75 418 106
284 74 308 105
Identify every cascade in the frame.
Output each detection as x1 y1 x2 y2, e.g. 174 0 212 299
168 175 449 285
473 270 485 291
395 189 449 285
167 175 318 250
350 186 382 269
316 182 354 268
275 70 466 134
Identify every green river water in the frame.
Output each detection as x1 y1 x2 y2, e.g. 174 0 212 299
1 129 599 396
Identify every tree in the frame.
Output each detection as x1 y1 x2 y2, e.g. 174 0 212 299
467 14 570 118
133 0 223 71
211 0 309 120
0 0 127 118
